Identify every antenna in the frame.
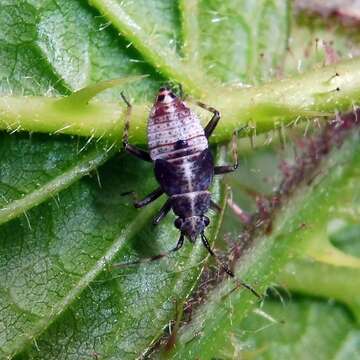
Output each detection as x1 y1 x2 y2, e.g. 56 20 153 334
200 232 261 299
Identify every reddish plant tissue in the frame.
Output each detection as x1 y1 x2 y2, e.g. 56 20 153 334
295 0 360 26
232 108 360 259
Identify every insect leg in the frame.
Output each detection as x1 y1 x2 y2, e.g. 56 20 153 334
210 200 222 212
153 198 172 225
171 233 185 252
214 132 238 174
133 187 163 208
200 233 231 273
196 101 221 139
200 233 217 255
121 92 152 162
145 234 185 262
200 233 261 298
112 233 185 268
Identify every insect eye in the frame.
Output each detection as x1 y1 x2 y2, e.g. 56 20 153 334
203 217 210 226
157 94 165 102
169 92 176 99
174 218 183 229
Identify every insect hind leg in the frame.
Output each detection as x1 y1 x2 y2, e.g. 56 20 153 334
112 233 185 268
153 198 172 225
121 92 152 162
122 187 163 208
214 131 239 175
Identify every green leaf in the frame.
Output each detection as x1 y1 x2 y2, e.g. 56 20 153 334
237 297 360 360
198 0 290 84
0 135 116 226
0 1 228 358
1 152 224 358
1 0 360 359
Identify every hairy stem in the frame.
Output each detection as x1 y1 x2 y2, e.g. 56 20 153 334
1 59 360 143
209 57 360 142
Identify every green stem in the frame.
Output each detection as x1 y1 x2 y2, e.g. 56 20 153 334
179 0 200 67
0 95 124 138
1 58 360 143
88 0 204 97
304 233 360 269
278 222 360 323
208 57 360 142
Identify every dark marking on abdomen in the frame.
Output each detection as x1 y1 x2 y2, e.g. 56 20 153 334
171 191 211 218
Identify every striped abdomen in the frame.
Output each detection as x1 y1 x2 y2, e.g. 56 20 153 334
148 90 213 226
147 95 208 161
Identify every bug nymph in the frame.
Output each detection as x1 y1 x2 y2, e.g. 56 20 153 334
150 87 215 244
121 86 238 275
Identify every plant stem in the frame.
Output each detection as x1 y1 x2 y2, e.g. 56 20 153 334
208 57 360 142
1 58 360 143
0 93 121 134
179 0 200 67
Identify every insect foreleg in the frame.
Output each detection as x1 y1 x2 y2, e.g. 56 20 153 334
214 132 239 174
171 233 185 252
153 199 172 225
121 92 152 162
133 187 163 208
210 200 222 212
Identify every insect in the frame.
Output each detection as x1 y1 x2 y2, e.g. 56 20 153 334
121 87 259 296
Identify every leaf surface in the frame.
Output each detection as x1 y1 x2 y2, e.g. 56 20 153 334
1 1 360 359
237 298 360 360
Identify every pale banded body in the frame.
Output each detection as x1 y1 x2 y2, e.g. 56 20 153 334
120 87 261 297
121 87 238 265
148 89 207 161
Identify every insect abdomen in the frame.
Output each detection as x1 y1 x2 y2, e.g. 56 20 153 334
154 149 214 196
148 98 207 161
171 191 211 217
